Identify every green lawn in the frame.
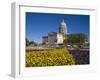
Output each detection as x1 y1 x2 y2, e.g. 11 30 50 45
26 47 75 67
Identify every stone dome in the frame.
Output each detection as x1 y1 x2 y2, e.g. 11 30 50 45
60 19 66 27
59 19 67 34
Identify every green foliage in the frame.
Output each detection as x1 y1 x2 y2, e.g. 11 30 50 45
64 33 87 44
81 43 89 49
72 45 80 50
26 38 37 46
26 38 30 46
26 47 75 67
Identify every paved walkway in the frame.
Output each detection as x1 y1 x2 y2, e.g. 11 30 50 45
26 46 53 50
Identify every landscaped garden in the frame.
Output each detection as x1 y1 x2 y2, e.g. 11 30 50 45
26 47 75 67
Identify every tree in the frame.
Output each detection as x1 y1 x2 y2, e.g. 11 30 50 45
29 41 37 46
64 33 87 45
26 38 37 46
26 38 29 46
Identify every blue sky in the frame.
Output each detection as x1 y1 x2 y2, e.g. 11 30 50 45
26 12 89 43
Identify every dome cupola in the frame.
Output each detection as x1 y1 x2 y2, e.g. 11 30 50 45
60 19 66 27
59 19 67 34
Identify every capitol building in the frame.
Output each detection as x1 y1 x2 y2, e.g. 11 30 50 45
42 19 67 46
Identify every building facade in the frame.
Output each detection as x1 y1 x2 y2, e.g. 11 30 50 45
42 36 48 44
48 32 63 45
42 19 67 46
